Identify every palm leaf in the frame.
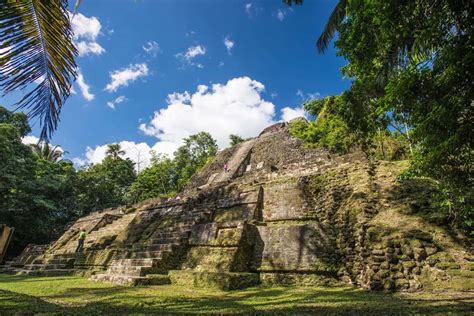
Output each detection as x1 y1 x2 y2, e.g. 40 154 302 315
0 0 77 139
316 0 347 54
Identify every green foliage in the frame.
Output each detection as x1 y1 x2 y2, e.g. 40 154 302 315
371 130 411 161
173 132 218 191
75 155 136 215
289 97 355 154
125 154 177 203
229 134 245 147
125 132 218 202
292 0 472 232
0 107 77 254
30 142 65 162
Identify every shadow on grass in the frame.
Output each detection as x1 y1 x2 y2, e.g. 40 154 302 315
0 275 473 315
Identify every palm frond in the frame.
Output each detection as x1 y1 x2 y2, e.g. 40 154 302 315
0 0 77 139
316 0 347 54
73 0 82 13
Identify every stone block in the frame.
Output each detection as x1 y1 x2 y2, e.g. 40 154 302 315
213 204 256 222
262 181 314 220
181 247 241 272
255 224 337 273
189 223 218 246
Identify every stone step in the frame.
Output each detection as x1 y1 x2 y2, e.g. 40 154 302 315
113 258 157 266
91 273 171 286
15 268 74 276
107 265 151 276
151 232 189 239
146 244 178 252
148 237 187 245
159 223 195 231
128 250 167 259
23 264 68 271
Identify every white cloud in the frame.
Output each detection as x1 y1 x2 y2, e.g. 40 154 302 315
143 41 160 57
281 106 306 121
77 140 178 171
21 135 40 145
76 77 312 170
70 12 105 56
223 36 235 55
107 95 127 110
104 63 149 93
76 41 105 56
22 136 64 153
297 89 321 101
276 9 286 21
139 77 276 150
76 70 94 101
176 45 206 67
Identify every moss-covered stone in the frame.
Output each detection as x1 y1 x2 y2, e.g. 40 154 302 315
168 270 260 290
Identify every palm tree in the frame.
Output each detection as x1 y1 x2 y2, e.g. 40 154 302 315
30 142 66 163
0 0 78 140
106 144 125 160
284 0 347 53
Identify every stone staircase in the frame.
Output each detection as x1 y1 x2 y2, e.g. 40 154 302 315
2 212 136 276
207 139 256 185
90 211 207 286
57 212 136 254
4 253 76 276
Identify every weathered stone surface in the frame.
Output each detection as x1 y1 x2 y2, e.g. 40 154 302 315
4 122 472 292
255 224 337 273
189 223 218 246
262 181 313 221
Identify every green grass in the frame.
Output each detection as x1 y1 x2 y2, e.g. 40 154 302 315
0 274 472 315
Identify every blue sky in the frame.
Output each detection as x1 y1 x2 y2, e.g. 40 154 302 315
2 0 349 168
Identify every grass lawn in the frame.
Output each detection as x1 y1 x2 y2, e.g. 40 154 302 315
0 274 472 315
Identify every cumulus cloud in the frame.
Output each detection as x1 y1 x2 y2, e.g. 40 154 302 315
76 41 105 56
70 12 105 56
176 45 206 67
75 140 178 171
139 77 276 149
76 70 94 101
281 106 306 121
104 63 149 93
223 36 235 55
76 77 310 170
21 135 40 145
107 95 127 110
143 41 160 57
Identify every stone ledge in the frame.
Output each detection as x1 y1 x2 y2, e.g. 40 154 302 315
168 270 260 291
